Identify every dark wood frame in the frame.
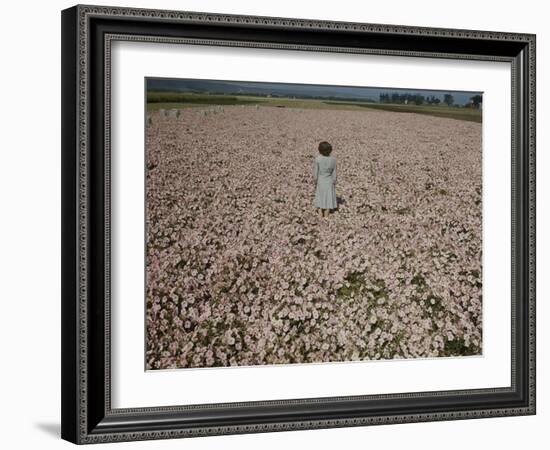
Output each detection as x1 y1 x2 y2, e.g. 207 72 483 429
61 4 536 444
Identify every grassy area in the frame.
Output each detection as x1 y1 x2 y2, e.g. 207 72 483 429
147 91 263 106
146 91 481 122
357 103 482 123
147 102 220 111
146 91 365 111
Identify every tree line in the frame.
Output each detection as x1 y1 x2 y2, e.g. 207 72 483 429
379 93 482 107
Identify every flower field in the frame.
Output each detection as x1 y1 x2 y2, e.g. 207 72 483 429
145 104 482 370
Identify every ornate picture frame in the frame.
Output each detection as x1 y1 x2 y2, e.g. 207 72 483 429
61 4 536 444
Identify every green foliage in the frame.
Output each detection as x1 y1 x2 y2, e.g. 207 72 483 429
147 91 262 106
443 94 454 106
337 272 366 298
442 337 480 357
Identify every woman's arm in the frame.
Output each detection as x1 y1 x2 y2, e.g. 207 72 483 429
313 159 318 184
331 159 337 185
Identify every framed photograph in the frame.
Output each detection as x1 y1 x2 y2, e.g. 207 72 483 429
61 4 536 444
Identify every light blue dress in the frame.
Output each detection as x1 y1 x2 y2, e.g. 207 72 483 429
313 155 337 209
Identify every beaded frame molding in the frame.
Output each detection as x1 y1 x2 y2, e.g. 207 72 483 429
61 4 536 445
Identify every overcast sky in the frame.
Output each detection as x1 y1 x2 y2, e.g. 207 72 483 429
147 77 482 105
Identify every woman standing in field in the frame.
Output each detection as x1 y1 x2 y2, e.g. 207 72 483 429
313 141 337 217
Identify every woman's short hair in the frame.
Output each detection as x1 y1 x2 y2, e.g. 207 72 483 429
318 141 332 156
